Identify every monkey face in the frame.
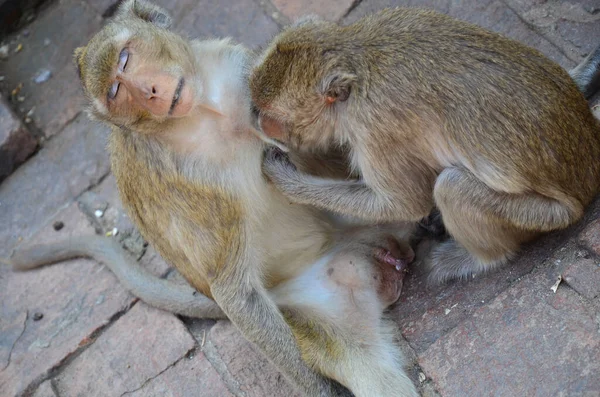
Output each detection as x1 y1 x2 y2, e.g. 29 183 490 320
73 0 199 133
250 26 356 152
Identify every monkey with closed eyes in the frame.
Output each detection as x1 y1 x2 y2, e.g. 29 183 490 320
250 8 600 284
4 1 419 396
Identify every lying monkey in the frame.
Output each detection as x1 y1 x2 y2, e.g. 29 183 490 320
5 1 418 396
250 8 600 284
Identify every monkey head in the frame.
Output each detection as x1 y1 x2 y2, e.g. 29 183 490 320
250 21 357 152
73 0 205 134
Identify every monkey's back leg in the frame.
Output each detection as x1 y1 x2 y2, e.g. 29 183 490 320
428 166 572 283
272 249 418 397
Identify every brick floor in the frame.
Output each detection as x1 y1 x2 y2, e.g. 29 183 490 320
1 1 599 396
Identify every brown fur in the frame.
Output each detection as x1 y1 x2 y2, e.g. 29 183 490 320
250 8 600 283
8 2 419 396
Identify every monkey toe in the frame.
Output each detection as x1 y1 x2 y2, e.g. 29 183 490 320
417 208 448 241
426 239 481 284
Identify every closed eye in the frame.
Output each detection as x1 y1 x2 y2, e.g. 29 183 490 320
118 48 129 72
108 81 120 99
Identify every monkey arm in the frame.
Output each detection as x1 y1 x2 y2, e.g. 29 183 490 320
210 260 352 397
263 149 432 223
5 236 226 319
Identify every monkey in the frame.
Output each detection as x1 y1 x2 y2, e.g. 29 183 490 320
4 2 419 396
249 8 600 284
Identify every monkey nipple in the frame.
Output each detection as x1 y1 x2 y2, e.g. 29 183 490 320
375 248 411 272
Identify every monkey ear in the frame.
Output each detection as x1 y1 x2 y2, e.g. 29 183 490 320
117 0 172 29
73 46 86 81
321 72 356 104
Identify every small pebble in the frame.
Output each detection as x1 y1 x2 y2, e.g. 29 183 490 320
26 107 35 117
15 43 23 53
33 312 44 321
0 76 5 81
53 221 64 231
94 209 104 218
34 69 52 84
17 96 25 102
0 44 9 59
43 38 51 46
24 117 32 124
22 29 30 37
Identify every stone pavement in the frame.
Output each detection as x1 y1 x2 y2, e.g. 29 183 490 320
0 0 599 396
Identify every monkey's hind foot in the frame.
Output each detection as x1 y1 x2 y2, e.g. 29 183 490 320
426 239 507 285
416 208 448 242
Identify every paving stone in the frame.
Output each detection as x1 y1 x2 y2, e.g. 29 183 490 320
0 203 132 397
503 0 600 61
87 0 197 25
578 217 600 256
32 380 58 397
418 264 600 396
0 0 103 138
54 304 196 397
271 0 357 22
0 96 37 182
126 350 233 397
562 258 600 299
201 320 301 397
0 112 110 258
345 0 574 68
176 0 281 49
391 229 575 353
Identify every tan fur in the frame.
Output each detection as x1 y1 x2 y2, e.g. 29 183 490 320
9 2 419 395
250 7 600 283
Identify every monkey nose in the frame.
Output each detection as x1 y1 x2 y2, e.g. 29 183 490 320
145 86 158 99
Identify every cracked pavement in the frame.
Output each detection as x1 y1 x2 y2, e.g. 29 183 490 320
1 0 599 396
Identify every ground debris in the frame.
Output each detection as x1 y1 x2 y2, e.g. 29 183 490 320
550 275 562 293
34 69 52 84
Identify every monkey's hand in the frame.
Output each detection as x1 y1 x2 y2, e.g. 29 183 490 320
262 146 303 189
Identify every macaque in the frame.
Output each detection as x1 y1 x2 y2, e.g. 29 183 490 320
5 2 418 396
250 8 600 284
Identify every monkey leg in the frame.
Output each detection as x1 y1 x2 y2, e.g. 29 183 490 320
210 261 353 397
5 236 226 319
430 167 554 283
272 248 418 397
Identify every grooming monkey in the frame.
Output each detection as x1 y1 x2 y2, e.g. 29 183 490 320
250 8 600 284
5 1 419 395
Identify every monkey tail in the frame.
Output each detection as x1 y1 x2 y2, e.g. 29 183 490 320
4 236 225 319
570 44 600 99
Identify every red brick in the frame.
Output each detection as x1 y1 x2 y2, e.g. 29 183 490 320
54 304 196 397
504 0 600 60
272 0 357 22
0 204 132 397
176 0 281 49
0 96 37 181
418 266 600 396
562 258 600 299
32 380 58 397
0 0 103 138
202 321 301 397
126 350 234 397
0 113 110 258
579 218 600 256
391 231 573 353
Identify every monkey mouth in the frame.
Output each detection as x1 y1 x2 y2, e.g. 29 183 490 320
168 77 185 116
